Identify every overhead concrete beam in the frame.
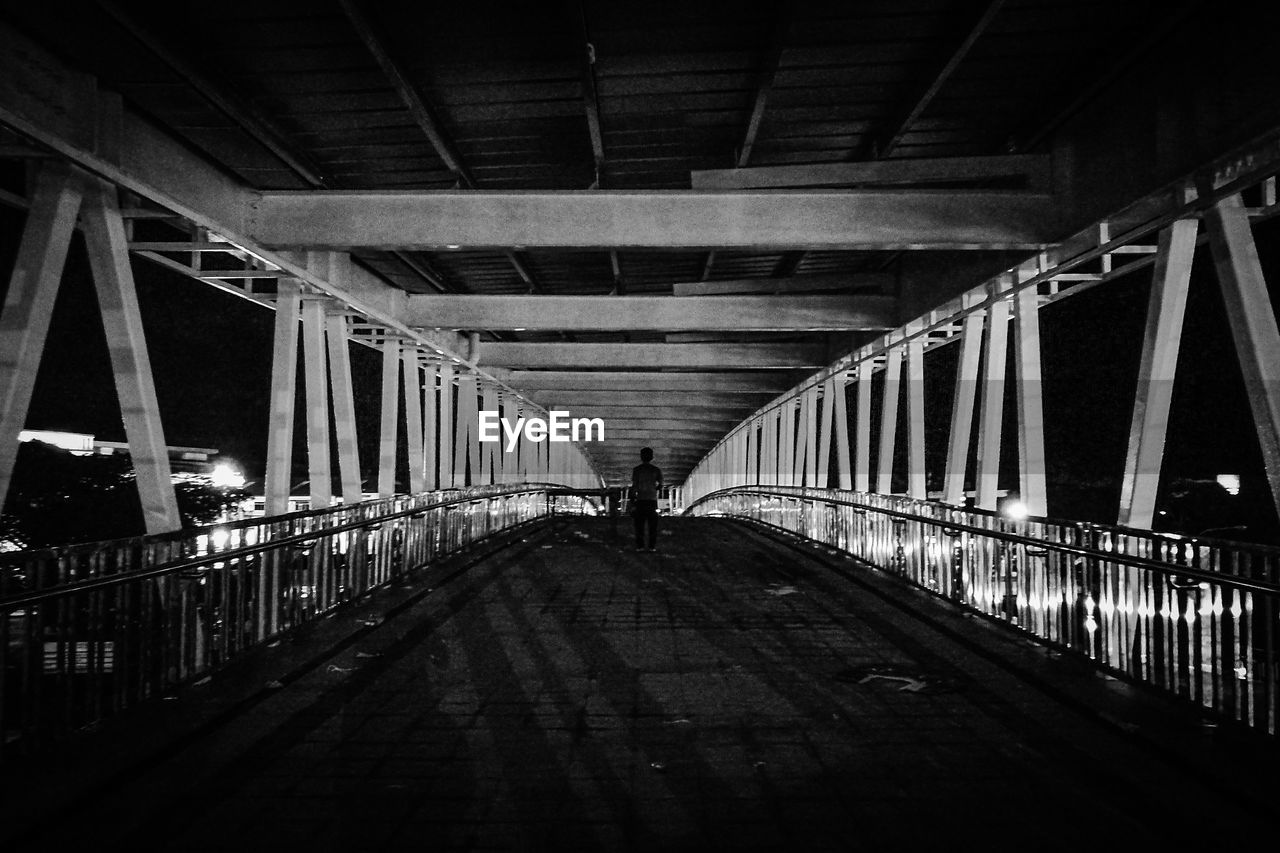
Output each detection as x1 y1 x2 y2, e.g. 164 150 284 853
527 391 776 408
690 155 1052 190
672 272 892 296
477 343 828 369
0 24 483 382
488 370 797 392
407 294 897 331
582 418 733 432
591 445 711 450
568 405 748 418
246 190 1059 251
604 431 726 440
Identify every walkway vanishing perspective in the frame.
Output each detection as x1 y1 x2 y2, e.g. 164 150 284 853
4 517 1275 852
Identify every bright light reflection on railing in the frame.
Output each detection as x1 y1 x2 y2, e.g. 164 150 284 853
687 485 1280 736
0 484 596 757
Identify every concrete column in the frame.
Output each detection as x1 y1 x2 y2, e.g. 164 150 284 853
438 363 454 489
1013 285 1047 516
1206 195 1280 521
876 347 903 494
377 338 400 498
264 280 300 515
479 384 497 485
802 385 819 487
976 292 1010 511
905 336 927 500
766 414 773 486
816 377 835 489
775 410 784 486
0 163 83 513
854 366 872 492
83 179 181 532
1118 220 1196 527
453 374 477 487
780 400 796 486
943 309 984 506
326 312 363 505
834 374 854 491
403 349 425 494
421 361 438 490
301 299 332 509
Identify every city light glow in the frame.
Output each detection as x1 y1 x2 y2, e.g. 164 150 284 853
210 462 246 489
1002 500 1029 521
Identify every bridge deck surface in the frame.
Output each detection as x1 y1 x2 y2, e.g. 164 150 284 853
4 517 1275 851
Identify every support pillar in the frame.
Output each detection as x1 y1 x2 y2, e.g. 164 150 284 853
479 385 497 485
1205 194 1280 520
377 338 400 498
802 385 819 487
403 349 425 494
327 312 363 505
438 363 454 488
301 298 332 509
0 163 83 513
780 400 796 486
975 292 1010 511
82 179 181 532
816 377 835 489
421 361 438 490
453 374 477 487
762 412 776 486
264 280 301 515
876 347 902 494
854 365 872 492
943 309 984 505
1013 285 1047 516
834 374 853 491
1118 220 1196 527
905 335 927 500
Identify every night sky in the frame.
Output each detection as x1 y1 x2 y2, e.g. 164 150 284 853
3 199 1279 541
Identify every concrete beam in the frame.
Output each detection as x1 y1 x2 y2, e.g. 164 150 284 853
247 190 1059 251
595 444 711 452
0 24 488 386
582 418 733 432
529 391 774 408
477 343 828 369
488 370 797 392
407 294 896 331
604 431 725 441
690 155 1051 190
567 406 748 418
672 272 892 296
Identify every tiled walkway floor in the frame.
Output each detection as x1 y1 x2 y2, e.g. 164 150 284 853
9 518 1277 851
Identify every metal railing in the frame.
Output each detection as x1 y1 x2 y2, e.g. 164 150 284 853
0 484 597 756
687 486 1279 736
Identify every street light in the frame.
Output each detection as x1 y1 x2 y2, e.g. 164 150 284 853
210 462 246 489
1002 499 1029 521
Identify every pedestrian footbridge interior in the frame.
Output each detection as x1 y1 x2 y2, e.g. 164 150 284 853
2 2 1280 849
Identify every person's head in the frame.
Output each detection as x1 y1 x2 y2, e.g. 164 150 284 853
640 447 653 462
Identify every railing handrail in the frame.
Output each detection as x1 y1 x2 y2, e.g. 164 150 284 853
0 481 564 565
687 486 1280 596
0 484 562 610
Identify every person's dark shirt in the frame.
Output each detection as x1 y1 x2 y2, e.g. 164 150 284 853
631 462 663 501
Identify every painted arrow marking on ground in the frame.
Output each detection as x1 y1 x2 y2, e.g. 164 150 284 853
857 673 929 692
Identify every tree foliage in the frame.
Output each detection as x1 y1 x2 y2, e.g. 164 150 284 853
1 441 248 550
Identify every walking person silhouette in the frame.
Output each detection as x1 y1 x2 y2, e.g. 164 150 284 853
630 447 663 552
